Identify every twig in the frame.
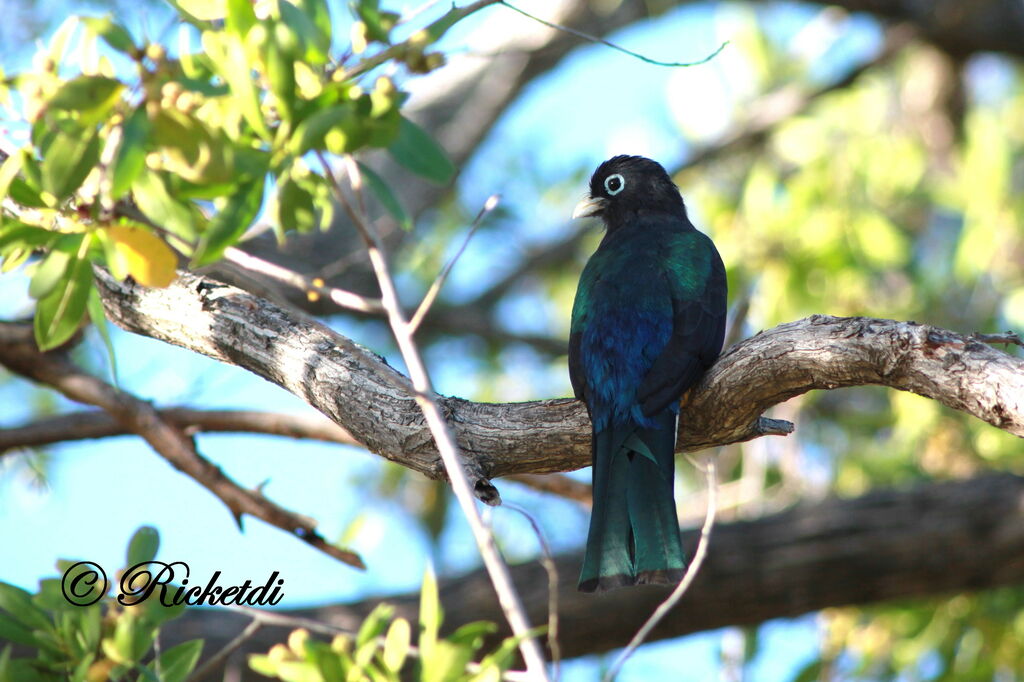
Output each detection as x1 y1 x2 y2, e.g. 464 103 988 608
0 408 360 454
222 247 384 314
324 156 550 679
506 473 592 505
188 618 262 682
603 457 718 681
503 502 561 680
409 194 500 333
972 331 1023 348
342 0 504 81
500 1 728 68
0 322 365 569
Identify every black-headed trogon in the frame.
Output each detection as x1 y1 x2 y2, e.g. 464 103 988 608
569 155 727 592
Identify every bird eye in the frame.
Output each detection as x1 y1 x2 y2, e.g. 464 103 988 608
604 173 625 196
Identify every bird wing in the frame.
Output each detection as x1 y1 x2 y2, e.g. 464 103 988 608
636 232 727 417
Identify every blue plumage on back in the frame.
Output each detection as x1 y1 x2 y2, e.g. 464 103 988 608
569 156 727 592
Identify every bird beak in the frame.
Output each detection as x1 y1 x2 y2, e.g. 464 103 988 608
572 195 606 219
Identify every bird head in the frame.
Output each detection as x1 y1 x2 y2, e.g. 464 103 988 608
572 155 686 227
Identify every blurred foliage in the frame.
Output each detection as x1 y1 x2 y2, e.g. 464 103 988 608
0 526 202 681
663 16 1024 681
0 0 454 349
250 568 526 682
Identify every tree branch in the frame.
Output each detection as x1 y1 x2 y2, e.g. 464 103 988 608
0 408 360 454
164 472 1024 675
92 269 1023 492
0 323 365 569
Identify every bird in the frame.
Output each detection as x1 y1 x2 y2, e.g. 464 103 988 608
569 155 727 592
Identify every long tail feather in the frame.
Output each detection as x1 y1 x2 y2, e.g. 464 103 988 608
579 411 685 592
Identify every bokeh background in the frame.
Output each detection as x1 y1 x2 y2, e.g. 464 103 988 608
1 0 1023 679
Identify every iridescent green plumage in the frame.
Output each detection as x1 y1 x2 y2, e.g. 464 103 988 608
569 156 726 592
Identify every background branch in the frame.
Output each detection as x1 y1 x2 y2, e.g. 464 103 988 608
0 323 365 569
161 472 1024 676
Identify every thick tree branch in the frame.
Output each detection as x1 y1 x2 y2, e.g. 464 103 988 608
93 269 1022 492
166 473 1024 674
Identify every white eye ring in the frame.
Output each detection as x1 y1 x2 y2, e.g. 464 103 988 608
604 173 625 196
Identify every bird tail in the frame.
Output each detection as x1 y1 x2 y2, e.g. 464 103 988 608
578 411 685 592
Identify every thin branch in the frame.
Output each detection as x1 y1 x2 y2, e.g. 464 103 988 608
502 502 561 677
506 473 592 506
222 247 384 314
328 157 550 679
409 194 500 334
500 1 728 68
604 457 718 681
341 0 504 81
189 618 262 682
0 409 360 454
0 323 365 569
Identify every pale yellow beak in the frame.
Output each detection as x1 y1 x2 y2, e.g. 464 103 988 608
572 195 606 219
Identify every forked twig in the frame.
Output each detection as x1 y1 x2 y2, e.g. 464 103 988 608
321 154 550 680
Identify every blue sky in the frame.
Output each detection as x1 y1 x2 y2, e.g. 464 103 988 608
0 1 895 678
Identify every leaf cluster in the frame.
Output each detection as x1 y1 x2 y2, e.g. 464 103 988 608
0 0 457 350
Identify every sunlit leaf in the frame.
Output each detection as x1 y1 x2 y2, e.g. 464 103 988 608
154 640 203 682
82 16 137 55
111 107 151 199
47 75 123 113
192 178 264 266
39 124 101 202
131 171 198 249
106 225 178 287
33 235 94 350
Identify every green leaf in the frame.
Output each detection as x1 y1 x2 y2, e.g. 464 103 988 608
381 618 410 673
0 582 52 632
0 611 38 648
387 116 454 185
193 178 264 266
126 526 160 566
110 612 155 664
290 103 356 155
356 604 394 649
155 639 203 682
173 0 227 21
202 30 271 140
40 124 101 202
0 222 56 256
298 0 332 54
82 16 137 54
0 151 46 207
29 234 78 300
33 234 94 350
357 162 410 230
418 566 441 662
279 1 328 64
111 107 151 199
150 109 235 185
225 0 257 39
48 75 123 112
265 37 296 122
131 171 197 249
